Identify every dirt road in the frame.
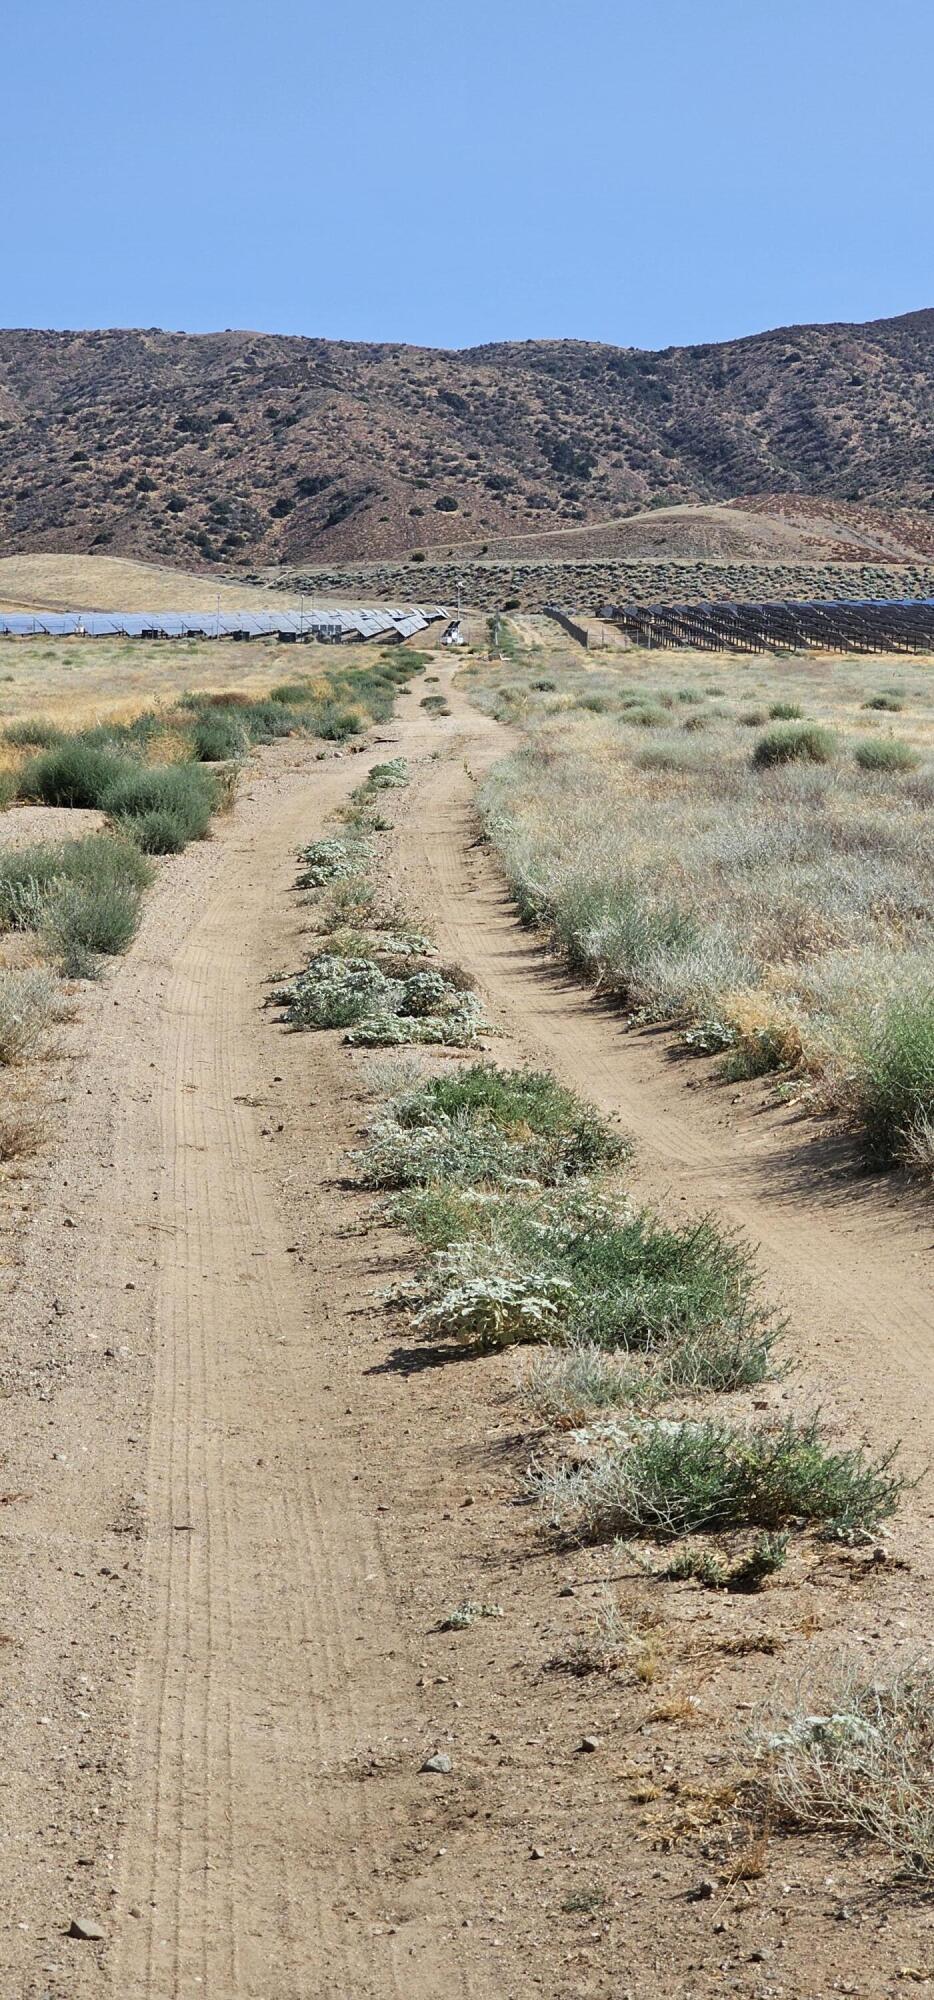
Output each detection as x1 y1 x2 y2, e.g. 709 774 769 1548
5 665 934 1999
1 714 503 2000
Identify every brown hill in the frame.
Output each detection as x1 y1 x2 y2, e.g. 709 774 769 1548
0 311 932 569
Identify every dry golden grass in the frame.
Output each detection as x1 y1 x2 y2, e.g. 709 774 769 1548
0 633 403 733
0 552 303 614
467 630 934 1153
0 1100 49 1162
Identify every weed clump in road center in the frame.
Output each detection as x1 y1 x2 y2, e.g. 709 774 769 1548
540 1415 903 1543
279 952 485 1047
392 1063 627 1177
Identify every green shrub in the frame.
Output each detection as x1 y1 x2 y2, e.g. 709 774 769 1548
192 710 248 761
239 701 299 743
104 763 217 844
543 1416 902 1541
396 1064 626 1176
620 704 666 729
752 723 837 768
0 833 152 930
19 740 130 808
40 877 143 973
560 1210 768 1353
312 701 363 741
403 1173 778 1372
853 738 920 773
124 807 190 853
858 989 934 1163
577 693 610 714
4 717 64 748
768 701 804 720
862 694 903 712
269 680 316 705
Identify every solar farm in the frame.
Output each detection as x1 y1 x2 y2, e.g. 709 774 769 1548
597 595 934 652
0 603 445 642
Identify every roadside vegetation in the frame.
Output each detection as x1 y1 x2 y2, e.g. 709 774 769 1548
0 643 422 1159
288 740 905 1610
463 640 934 1169
268 659 921 1916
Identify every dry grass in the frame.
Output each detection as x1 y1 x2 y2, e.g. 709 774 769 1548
0 632 419 735
466 640 934 1159
0 552 308 614
0 969 64 1064
766 1661 934 1878
0 1097 49 1161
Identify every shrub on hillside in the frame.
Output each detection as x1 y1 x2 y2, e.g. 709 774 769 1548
0 834 152 930
40 877 143 974
4 718 64 748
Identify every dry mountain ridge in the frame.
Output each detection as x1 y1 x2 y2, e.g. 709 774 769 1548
0 309 932 569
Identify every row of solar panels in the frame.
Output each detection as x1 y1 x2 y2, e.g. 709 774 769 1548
0 606 446 641
599 598 934 616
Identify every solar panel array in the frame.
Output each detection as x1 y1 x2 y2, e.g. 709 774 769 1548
592 599 934 654
0 606 445 642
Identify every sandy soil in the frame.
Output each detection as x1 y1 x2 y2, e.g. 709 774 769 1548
3 668 934 1998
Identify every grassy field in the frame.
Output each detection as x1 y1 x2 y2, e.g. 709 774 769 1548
463 628 934 1168
0 551 307 613
0 632 416 735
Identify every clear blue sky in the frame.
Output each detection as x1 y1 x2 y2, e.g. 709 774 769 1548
2 0 932 351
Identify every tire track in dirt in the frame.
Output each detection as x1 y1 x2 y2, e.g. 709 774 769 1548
109 728 493 2000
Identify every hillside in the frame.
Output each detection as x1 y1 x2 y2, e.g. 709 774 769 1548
0 311 932 568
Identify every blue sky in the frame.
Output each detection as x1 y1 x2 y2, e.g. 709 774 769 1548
1 0 932 350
